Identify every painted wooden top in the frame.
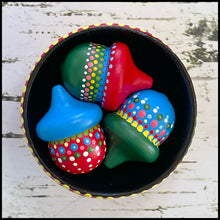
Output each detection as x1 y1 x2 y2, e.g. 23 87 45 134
2 2 218 218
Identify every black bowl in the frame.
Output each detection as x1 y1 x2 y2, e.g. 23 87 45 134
21 24 197 199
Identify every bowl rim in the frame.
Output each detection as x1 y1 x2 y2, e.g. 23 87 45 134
20 23 197 199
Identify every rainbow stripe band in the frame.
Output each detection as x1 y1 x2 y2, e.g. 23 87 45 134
80 43 111 102
20 23 193 199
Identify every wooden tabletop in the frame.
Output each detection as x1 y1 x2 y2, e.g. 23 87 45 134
2 2 218 218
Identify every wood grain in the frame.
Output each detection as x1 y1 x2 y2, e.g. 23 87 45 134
2 2 218 218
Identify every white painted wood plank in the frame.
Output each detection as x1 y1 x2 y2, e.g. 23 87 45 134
2 2 218 218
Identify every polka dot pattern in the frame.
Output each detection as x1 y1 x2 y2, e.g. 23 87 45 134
48 124 106 174
101 43 117 107
80 43 110 102
116 90 175 147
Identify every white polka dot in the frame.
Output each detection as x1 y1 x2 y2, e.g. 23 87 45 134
73 162 78 166
89 164 93 167
58 158 62 163
141 100 146 104
95 146 99 151
133 95 138 98
89 168 93 171
97 152 100 156
84 71 87 75
62 164 65 168
84 65 88 69
83 151 89 157
153 108 158 113
69 156 75 161
171 124 174 128
147 114 152 119
82 84 85 88
87 158 92 162
164 118 168 123
81 90 84 93
97 160 101 163
67 170 70 172
77 168 81 171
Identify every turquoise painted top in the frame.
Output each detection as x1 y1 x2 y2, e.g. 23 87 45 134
116 89 175 147
36 85 103 142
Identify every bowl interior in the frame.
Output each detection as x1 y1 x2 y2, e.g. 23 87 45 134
23 25 196 197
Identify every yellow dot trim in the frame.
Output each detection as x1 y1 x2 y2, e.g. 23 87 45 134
131 121 138 128
44 48 49 53
137 125 143 132
63 34 69 39
130 193 137 197
127 117 133 123
31 65 36 71
22 86 26 93
122 113 128 120
29 147 33 153
22 127 26 134
96 196 103 199
85 193 92 198
82 25 89 30
36 56 41 63
63 184 70 190
52 40 59 46
152 184 158 189
46 172 51 177
54 179 60 184
106 196 114 199
34 157 39 163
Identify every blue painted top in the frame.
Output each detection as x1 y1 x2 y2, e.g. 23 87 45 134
116 89 175 146
36 85 103 142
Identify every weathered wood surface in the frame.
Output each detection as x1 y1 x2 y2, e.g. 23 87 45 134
2 2 218 218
